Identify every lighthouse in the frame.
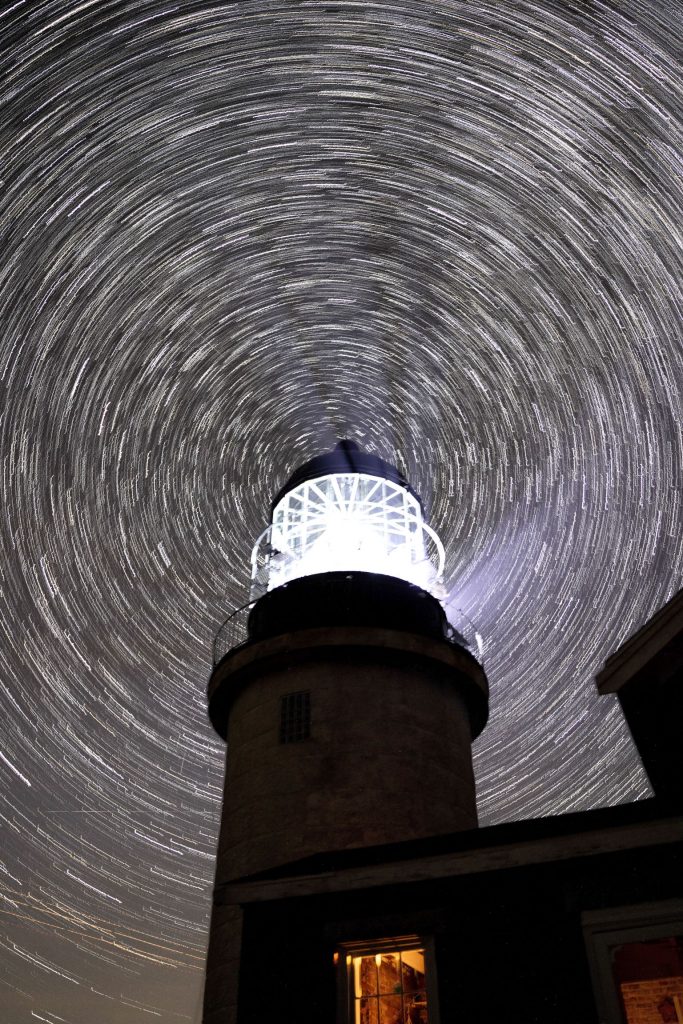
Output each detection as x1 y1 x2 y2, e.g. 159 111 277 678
203 441 489 1024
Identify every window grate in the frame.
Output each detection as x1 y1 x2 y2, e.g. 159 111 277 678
279 691 311 744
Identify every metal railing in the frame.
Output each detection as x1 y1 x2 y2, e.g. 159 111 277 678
212 586 484 668
445 608 485 664
213 601 255 665
249 519 446 603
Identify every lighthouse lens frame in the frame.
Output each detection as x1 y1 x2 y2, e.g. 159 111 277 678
252 472 445 599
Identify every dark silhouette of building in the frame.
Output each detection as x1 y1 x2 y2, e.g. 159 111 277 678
596 587 683 810
202 444 683 1024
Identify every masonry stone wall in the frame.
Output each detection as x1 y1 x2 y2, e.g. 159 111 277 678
216 639 479 880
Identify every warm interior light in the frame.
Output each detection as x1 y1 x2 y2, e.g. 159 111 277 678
348 946 430 1023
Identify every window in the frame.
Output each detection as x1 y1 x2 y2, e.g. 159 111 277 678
279 691 311 744
614 937 683 1022
336 936 438 1024
583 901 683 1024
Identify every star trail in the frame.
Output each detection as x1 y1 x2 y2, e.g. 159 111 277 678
1 1 682 1021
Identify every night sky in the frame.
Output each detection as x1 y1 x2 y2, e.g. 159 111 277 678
1 2 682 1021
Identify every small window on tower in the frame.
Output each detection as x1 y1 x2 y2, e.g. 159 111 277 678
279 691 311 743
337 937 438 1024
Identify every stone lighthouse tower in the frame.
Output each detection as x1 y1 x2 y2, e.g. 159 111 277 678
203 441 489 1024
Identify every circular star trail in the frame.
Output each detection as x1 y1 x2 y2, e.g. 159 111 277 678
1 2 681 1021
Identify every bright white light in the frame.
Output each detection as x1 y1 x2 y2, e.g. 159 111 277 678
251 473 444 599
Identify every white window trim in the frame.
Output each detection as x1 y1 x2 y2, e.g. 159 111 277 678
582 899 683 1024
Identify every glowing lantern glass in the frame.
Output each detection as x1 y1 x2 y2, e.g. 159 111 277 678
211 442 484 666
250 470 445 600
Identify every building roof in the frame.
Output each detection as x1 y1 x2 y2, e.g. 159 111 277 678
219 798 683 905
596 587 683 694
270 439 421 511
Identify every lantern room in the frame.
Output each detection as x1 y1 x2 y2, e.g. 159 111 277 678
250 440 445 601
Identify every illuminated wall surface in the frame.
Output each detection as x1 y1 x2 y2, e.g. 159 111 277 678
350 949 429 1024
252 473 445 599
613 937 683 1024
